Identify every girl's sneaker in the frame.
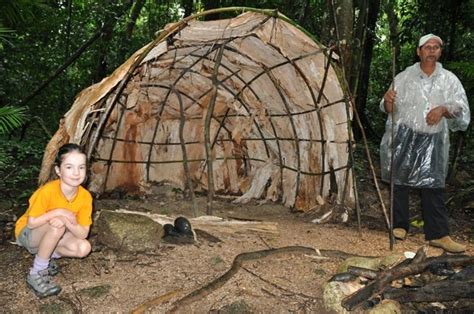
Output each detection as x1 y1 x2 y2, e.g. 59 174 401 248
26 270 61 298
48 259 60 276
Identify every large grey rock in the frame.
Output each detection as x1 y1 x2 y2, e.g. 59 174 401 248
95 210 163 252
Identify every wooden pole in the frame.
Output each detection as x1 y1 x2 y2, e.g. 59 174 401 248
174 86 198 217
204 44 226 215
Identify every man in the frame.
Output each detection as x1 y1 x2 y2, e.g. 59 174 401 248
380 34 470 253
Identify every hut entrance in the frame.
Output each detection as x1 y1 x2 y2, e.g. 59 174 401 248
40 9 354 212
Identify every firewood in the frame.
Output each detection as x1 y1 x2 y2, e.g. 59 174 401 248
341 254 474 311
383 280 474 303
346 266 378 280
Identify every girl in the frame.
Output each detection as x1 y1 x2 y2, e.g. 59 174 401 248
15 143 93 298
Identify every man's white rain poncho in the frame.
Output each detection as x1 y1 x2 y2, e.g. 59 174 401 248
380 62 470 188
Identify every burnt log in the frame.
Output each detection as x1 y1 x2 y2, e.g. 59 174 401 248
347 266 378 280
383 280 474 302
341 254 474 311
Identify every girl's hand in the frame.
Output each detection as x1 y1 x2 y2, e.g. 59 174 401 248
51 208 77 225
49 217 65 228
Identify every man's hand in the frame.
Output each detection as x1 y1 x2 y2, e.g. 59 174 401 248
426 106 448 125
383 89 396 113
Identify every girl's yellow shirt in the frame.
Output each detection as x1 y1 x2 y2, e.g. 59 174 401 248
15 179 93 238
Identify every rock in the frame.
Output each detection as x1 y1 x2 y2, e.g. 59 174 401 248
323 281 364 313
39 301 75 313
218 300 253 313
368 299 402 314
79 284 112 298
337 257 382 273
95 210 163 252
380 254 405 268
337 254 405 273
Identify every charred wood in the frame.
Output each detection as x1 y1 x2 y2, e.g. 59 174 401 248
383 280 474 303
347 266 378 280
341 254 474 310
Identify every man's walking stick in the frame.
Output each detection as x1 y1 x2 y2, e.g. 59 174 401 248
389 47 396 250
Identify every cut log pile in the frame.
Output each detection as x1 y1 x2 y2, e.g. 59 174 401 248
336 247 474 311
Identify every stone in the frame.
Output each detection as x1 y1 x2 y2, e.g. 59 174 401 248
79 284 112 298
337 254 405 273
218 300 253 313
368 299 402 314
95 210 163 252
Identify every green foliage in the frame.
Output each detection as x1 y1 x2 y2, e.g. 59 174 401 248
446 61 474 81
0 0 46 27
0 137 45 200
0 27 14 50
0 106 26 135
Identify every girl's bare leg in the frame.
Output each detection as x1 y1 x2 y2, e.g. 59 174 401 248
28 224 66 259
54 231 91 258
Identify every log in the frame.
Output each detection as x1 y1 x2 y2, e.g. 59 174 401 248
114 209 279 235
383 280 474 302
347 266 378 280
341 254 474 310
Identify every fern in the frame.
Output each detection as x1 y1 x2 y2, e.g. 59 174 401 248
0 106 27 135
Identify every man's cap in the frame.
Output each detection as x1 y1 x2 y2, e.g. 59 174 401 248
418 34 443 47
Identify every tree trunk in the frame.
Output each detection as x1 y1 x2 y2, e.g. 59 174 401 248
349 0 368 95
119 0 146 62
94 1 133 83
326 0 353 79
61 0 73 112
352 0 381 140
385 0 400 75
445 0 461 60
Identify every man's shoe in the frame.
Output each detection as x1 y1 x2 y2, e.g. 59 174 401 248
429 236 466 253
26 270 62 298
48 259 60 276
393 228 407 240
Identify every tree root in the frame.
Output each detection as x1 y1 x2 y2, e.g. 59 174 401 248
132 245 360 312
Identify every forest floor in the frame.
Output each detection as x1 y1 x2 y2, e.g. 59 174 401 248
1 175 472 313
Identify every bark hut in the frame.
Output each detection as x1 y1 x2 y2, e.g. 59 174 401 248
38 8 354 212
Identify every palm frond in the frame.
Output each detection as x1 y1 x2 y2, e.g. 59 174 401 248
0 106 27 135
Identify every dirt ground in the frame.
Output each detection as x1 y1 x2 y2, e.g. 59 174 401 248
1 182 473 313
